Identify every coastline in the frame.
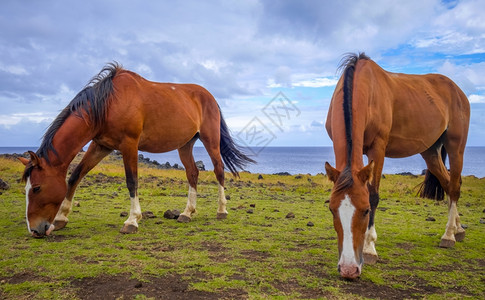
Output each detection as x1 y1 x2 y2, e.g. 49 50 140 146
2 148 484 178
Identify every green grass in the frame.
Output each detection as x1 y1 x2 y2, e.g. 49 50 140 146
0 155 484 299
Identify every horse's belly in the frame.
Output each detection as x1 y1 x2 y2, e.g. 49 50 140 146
385 136 433 158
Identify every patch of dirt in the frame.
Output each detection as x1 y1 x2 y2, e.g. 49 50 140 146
239 249 271 261
272 279 331 299
341 272 478 299
71 273 246 300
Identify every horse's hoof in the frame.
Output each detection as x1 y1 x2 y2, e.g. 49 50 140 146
53 220 68 231
363 253 378 265
177 215 191 223
217 212 228 219
439 238 455 248
120 224 138 234
455 231 465 242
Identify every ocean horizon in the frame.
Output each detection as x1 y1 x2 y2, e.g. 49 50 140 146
2 146 484 178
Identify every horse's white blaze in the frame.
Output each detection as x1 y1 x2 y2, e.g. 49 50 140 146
124 195 142 227
181 186 197 217
217 184 227 214
338 195 358 266
24 177 32 233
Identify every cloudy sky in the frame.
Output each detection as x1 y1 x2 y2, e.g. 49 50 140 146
1 0 484 149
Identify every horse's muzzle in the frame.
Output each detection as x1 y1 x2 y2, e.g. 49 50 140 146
338 264 362 279
31 221 55 238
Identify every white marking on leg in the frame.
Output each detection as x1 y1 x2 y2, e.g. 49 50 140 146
363 224 377 256
217 184 228 214
124 195 142 227
441 196 457 242
181 186 197 218
338 195 358 267
54 197 72 224
25 177 32 233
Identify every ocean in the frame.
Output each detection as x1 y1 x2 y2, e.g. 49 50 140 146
2 146 484 178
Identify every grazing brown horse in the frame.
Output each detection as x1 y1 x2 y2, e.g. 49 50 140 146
325 53 470 279
20 63 254 238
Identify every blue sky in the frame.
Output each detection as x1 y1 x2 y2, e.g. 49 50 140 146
1 0 484 148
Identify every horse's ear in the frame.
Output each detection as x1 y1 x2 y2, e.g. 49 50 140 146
325 162 340 183
357 160 374 184
27 151 41 167
18 156 30 166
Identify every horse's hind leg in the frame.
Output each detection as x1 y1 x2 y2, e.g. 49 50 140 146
421 144 462 248
54 142 112 230
200 133 228 219
443 136 467 244
177 137 199 223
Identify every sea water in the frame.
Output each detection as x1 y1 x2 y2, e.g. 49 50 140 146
2 146 484 177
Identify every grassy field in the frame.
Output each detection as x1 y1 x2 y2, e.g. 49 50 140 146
0 153 484 299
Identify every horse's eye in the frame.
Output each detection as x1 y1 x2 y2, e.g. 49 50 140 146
32 186 41 193
364 208 370 216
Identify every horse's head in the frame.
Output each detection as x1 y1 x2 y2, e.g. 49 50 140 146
325 161 374 279
19 151 66 238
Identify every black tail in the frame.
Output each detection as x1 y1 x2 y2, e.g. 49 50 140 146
419 146 447 200
219 110 256 177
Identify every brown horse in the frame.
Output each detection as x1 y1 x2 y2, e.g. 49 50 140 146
20 63 254 238
325 53 470 279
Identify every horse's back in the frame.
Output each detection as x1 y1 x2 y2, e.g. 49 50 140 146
383 72 469 156
98 71 220 153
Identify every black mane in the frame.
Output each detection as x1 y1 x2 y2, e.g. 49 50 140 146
338 52 369 167
335 52 370 186
36 62 121 162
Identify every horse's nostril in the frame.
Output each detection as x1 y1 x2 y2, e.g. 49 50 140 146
45 224 50 232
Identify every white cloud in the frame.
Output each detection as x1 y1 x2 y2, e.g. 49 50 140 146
0 0 484 146
293 77 338 88
468 94 485 103
412 0 485 55
0 112 54 128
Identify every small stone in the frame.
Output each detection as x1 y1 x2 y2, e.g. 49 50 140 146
246 209 254 214
142 211 156 218
426 216 436 221
286 212 295 219
307 221 314 227
225 195 231 200
171 210 181 218
461 224 468 229
163 210 175 219
480 219 485 224
134 282 143 288
0 178 10 190
273 209 279 212
258 174 264 180
74 201 80 207
120 211 128 217
250 204 256 208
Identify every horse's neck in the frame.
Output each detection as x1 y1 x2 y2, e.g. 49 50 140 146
48 114 94 169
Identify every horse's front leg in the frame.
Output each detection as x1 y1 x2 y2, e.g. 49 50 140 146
120 147 142 234
54 142 112 230
363 148 385 264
